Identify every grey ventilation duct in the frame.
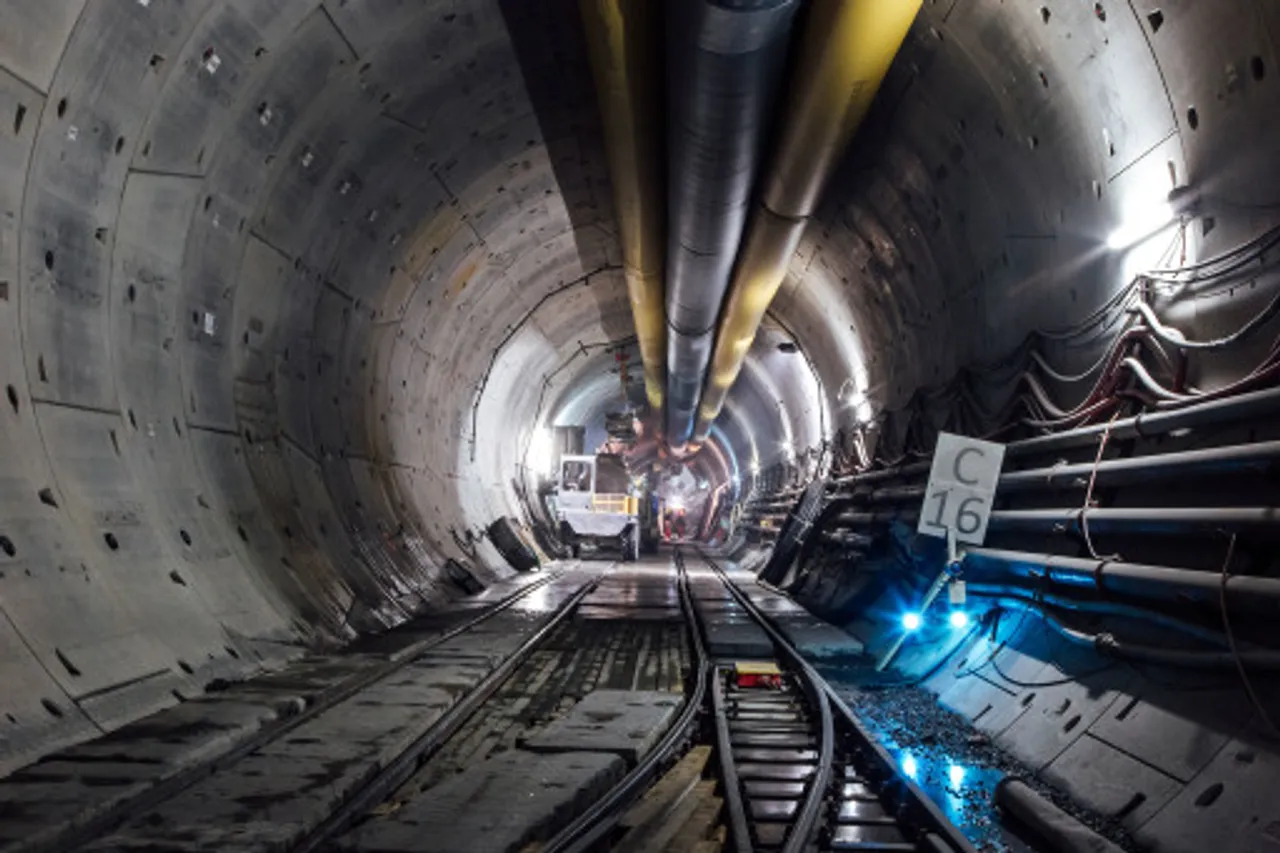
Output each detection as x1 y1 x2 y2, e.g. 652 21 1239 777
662 0 800 452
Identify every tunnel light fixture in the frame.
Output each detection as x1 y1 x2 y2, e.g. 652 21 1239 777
901 754 918 779
527 428 554 479
1106 199 1175 250
901 612 922 632
669 496 685 511
949 610 969 629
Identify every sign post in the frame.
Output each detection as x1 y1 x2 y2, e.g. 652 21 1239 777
875 433 1006 671
916 432 1006 544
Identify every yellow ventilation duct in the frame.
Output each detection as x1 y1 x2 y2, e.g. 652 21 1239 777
691 0 922 444
579 0 668 413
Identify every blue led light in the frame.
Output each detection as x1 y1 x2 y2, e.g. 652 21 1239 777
949 610 969 629
901 612 922 631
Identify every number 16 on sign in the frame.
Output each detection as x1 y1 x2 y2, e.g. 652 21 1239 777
916 433 1006 546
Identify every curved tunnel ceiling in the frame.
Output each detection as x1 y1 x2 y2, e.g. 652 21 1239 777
0 0 1278 772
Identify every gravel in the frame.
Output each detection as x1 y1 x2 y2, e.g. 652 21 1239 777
818 669 1141 853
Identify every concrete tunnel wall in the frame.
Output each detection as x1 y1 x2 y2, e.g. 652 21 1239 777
1 0 1278 780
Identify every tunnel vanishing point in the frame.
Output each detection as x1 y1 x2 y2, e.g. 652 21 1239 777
1 1 1280 852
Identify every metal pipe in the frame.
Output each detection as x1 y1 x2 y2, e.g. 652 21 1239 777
1000 440 1280 491
991 596 1280 670
964 583 1234 648
663 0 800 451
855 440 1280 504
579 0 668 412
829 386 1280 489
989 506 1280 533
995 778 1126 853
691 0 923 444
1007 385 1280 458
963 547 1280 612
831 506 1280 534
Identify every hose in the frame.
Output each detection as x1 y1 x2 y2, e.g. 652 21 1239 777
991 596 1280 670
1132 295 1280 351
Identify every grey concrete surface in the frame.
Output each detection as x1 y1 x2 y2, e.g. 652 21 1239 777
337 749 626 853
1044 733 1183 831
80 659 488 851
521 688 682 764
701 618 776 660
0 569 586 852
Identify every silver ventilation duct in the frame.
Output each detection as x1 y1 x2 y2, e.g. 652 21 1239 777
662 0 800 451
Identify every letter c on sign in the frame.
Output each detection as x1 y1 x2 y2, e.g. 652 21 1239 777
954 447 983 486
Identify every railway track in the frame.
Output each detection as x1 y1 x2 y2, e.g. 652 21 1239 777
693 551 976 853
2 565 600 853
541 550 979 853
5 552 990 853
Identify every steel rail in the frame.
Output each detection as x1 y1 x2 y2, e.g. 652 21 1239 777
711 665 755 853
696 552 833 853
25 568 577 853
539 552 711 853
291 575 601 852
702 554 977 853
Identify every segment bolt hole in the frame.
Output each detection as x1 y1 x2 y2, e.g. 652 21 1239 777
1194 782 1224 808
55 648 81 676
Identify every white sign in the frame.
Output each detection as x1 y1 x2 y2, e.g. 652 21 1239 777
917 432 1006 545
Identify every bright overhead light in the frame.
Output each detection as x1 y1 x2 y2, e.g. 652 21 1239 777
1107 200 1175 250
949 611 969 629
527 428 554 478
669 496 684 511
901 612 922 632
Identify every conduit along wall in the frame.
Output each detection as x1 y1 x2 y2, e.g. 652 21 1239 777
733 232 1280 852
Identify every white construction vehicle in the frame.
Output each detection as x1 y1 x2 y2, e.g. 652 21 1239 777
555 453 640 561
